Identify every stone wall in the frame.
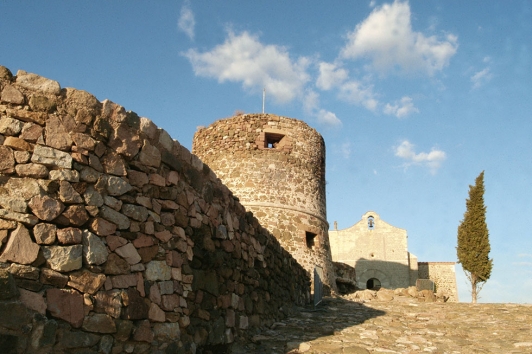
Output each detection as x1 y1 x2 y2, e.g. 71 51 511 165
0 66 310 353
329 211 414 290
418 262 458 302
192 113 336 294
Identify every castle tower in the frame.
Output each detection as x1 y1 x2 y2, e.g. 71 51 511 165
193 113 337 294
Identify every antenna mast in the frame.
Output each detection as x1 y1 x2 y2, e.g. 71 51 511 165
262 88 265 113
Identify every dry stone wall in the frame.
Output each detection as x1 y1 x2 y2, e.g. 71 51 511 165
418 262 458 302
0 66 310 354
192 114 336 294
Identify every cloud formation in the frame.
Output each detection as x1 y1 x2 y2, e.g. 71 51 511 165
341 1 458 76
471 67 493 89
316 62 348 90
395 140 446 173
183 31 310 104
178 0 195 41
384 96 419 118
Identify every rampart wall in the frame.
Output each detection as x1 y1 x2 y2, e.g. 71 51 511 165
0 66 310 353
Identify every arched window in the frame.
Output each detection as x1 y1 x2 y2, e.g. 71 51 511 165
366 278 381 290
368 216 375 230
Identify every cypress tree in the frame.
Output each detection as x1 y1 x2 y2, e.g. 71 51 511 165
457 171 493 303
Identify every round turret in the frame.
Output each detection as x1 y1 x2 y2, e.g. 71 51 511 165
193 113 336 293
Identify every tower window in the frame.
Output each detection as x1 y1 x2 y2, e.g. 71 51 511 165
306 231 317 249
265 132 284 149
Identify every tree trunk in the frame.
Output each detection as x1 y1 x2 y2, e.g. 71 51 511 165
471 273 477 303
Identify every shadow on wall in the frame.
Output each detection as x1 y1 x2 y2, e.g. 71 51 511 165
355 258 414 290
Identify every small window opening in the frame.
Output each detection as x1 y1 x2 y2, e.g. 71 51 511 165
306 231 317 249
366 278 381 290
368 216 375 230
265 133 284 149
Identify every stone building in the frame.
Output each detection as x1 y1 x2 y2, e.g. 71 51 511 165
329 211 458 301
193 113 337 294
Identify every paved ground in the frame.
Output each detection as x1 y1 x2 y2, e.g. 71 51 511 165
232 296 532 354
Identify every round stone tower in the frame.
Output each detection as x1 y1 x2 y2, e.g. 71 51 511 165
193 113 337 294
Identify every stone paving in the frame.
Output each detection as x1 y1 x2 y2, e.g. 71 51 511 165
232 296 532 354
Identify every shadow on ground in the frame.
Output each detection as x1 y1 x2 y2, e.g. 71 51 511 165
230 296 386 354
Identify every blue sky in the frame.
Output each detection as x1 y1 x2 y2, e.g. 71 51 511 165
1 1 531 303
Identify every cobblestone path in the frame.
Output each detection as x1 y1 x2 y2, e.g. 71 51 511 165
233 296 532 354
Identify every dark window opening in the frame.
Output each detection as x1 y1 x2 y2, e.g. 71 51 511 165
366 278 381 290
306 231 317 249
265 132 284 149
368 216 375 230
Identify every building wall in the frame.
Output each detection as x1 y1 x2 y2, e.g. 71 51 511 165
329 211 413 289
418 262 459 302
192 113 336 294
0 67 310 353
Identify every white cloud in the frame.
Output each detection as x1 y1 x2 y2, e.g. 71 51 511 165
183 30 310 104
340 1 458 76
471 67 493 89
303 90 320 114
384 96 419 118
339 80 379 111
395 140 446 173
316 62 348 90
317 109 342 127
178 0 195 41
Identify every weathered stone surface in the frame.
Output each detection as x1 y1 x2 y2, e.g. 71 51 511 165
14 150 31 163
45 116 73 150
105 175 132 196
6 108 47 125
33 223 56 244
61 205 90 226
122 288 149 320
4 136 33 151
0 219 17 230
0 193 27 212
121 203 149 222
0 116 24 135
16 70 61 95
108 124 142 158
133 319 154 342
20 122 44 142
138 140 161 168
60 330 100 349
0 224 40 264
57 227 82 245
82 313 117 333
0 145 15 173
115 243 141 265
28 195 65 221
110 274 137 288
148 303 166 322
103 195 122 210
145 260 171 281
19 288 46 314
0 300 32 334
58 180 83 203
29 94 56 113
1 85 24 104
46 288 84 328
0 209 39 225
40 268 68 287
106 235 127 251
104 253 130 275
82 230 108 265
88 217 115 237
78 165 101 183
0 268 19 300
15 163 49 178
68 270 106 294
31 144 72 168
99 206 130 230
94 290 122 318
42 245 83 272
8 263 39 280
71 132 97 151
153 322 180 341
127 169 149 187
83 186 104 207
3 177 42 201
101 151 127 176
49 169 80 182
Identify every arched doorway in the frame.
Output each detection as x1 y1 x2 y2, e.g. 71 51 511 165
366 278 381 290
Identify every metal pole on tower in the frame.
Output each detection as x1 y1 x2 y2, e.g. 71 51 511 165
262 88 265 114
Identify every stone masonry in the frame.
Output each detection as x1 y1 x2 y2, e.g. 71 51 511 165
0 66 310 354
192 113 336 295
